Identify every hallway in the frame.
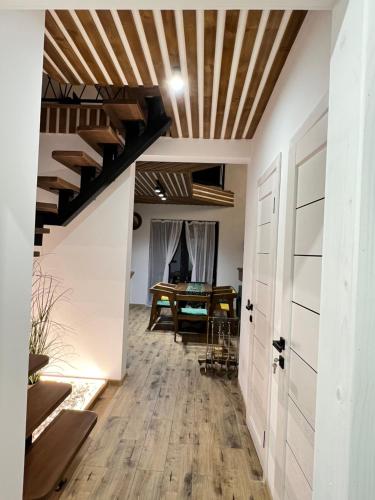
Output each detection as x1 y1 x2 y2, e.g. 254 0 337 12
60 305 269 499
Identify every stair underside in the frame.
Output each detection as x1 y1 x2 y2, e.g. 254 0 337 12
37 176 79 193
26 381 72 439
52 150 101 175
77 126 124 155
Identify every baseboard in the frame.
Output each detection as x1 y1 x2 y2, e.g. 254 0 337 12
108 372 127 386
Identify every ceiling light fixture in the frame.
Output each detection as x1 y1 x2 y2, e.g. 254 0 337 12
161 196 167 201
169 71 184 94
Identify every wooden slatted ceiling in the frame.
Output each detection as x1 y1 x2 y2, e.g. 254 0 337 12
43 9 307 139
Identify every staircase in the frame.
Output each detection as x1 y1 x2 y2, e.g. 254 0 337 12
24 354 97 499
34 97 171 256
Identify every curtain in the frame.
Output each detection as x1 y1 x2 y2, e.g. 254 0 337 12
185 221 216 284
148 220 183 290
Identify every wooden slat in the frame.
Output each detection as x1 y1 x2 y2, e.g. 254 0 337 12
44 37 80 85
43 57 65 85
139 10 177 137
40 107 47 133
136 161 218 173
69 107 77 133
49 107 57 134
35 228 51 235
203 10 217 139
192 183 234 206
225 11 262 138
75 10 123 86
117 10 153 87
246 11 307 138
26 381 72 439
183 11 199 138
214 10 240 138
33 251 41 258
236 10 284 138
58 107 67 133
161 10 189 137
54 10 107 84
28 354 49 377
96 10 138 86
52 150 101 175
45 10 94 84
37 176 80 193
77 126 124 155
36 202 58 214
23 410 97 500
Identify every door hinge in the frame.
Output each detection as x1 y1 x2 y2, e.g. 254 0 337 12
273 197 276 214
263 430 266 448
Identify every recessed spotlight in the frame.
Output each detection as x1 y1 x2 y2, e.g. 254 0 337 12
169 72 184 94
161 196 167 201
158 192 164 198
154 186 161 193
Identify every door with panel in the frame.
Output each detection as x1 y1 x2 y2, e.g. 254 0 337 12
247 155 281 470
279 109 328 500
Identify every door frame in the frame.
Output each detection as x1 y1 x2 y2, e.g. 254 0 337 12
270 95 329 499
246 153 281 474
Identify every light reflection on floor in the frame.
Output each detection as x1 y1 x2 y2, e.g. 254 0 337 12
32 375 106 440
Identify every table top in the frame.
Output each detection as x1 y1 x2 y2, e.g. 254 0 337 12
176 282 213 295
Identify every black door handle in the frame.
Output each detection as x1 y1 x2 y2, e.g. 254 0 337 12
272 337 285 353
246 300 253 311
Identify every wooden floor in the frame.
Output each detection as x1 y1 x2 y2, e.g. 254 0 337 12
59 305 270 500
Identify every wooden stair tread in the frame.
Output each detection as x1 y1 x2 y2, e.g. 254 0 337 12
37 176 79 193
52 150 101 175
77 126 124 155
103 101 144 129
33 251 40 258
36 202 58 214
35 227 50 235
23 409 97 500
26 381 72 439
28 354 49 377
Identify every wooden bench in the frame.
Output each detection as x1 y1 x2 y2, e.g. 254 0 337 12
26 381 72 440
23 409 97 499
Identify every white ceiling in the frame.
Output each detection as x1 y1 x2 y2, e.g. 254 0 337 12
0 1 336 10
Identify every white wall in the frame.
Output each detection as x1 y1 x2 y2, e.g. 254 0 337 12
37 134 135 381
130 164 246 305
0 11 44 499
238 11 331 498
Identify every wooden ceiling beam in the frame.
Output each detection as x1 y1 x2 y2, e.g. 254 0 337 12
203 10 217 139
96 10 138 86
214 10 240 138
235 10 284 138
183 11 199 138
139 10 178 137
45 11 93 84
161 10 189 138
117 11 154 87
224 10 262 139
54 10 107 84
246 10 307 138
44 37 79 85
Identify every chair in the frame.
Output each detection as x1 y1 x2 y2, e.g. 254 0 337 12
210 286 237 318
174 293 211 342
147 282 177 331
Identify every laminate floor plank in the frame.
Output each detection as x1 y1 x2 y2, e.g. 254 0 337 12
59 305 269 500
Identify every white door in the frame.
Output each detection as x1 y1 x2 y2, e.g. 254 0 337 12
273 106 328 500
247 155 281 469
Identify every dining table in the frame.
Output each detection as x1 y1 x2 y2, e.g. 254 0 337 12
175 282 213 295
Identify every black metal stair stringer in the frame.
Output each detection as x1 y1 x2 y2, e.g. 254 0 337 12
55 95 171 226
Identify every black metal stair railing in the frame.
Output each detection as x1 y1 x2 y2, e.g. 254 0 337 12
35 95 171 231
